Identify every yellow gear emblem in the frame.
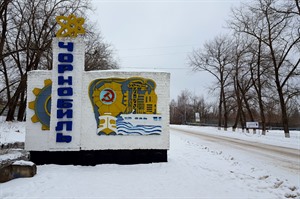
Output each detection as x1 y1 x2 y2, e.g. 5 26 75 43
28 79 52 130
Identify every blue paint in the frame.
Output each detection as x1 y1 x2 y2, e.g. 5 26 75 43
55 41 74 143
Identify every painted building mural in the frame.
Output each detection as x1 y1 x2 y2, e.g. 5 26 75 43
89 77 162 135
27 77 162 136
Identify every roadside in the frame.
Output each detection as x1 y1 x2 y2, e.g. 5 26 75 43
171 125 300 150
171 126 300 188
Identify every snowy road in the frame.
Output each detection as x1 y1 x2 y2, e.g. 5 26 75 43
171 126 300 173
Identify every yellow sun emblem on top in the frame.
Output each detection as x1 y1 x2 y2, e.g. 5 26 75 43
56 14 85 38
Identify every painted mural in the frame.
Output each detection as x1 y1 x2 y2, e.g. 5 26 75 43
88 77 162 136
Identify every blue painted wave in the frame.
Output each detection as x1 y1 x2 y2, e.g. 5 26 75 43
116 117 161 135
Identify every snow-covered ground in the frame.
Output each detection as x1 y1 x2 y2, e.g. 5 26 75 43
172 125 300 150
0 120 25 145
0 121 299 198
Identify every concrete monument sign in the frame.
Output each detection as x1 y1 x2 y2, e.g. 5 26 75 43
25 15 170 165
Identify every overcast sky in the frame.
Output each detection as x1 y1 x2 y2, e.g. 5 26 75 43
89 0 244 101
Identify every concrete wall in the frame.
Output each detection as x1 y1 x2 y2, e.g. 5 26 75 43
26 70 170 151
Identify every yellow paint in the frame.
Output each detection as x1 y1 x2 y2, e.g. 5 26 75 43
124 78 157 114
28 79 52 131
97 114 117 135
28 101 35 109
42 124 49 131
44 79 52 86
31 114 39 123
91 82 126 117
56 14 85 38
33 88 41 96
89 77 159 135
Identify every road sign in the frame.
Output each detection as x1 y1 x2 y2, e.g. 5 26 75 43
246 122 259 129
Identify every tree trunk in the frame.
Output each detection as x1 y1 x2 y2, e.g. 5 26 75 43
218 90 222 130
1 59 11 99
274 64 290 138
240 109 246 133
0 0 9 59
243 96 255 122
281 105 290 138
254 39 266 135
6 74 27 121
232 107 240 132
233 73 243 132
258 99 266 135
6 94 19 121
17 89 26 121
277 86 290 138
222 94 228 131
0 101 8 115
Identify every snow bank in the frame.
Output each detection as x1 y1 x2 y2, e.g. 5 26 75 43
12 160 35 166
0 117 25 145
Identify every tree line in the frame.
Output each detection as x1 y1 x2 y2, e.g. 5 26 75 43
170 90 215 126
0 0 118 122
185 0 299 138
170 89 299 132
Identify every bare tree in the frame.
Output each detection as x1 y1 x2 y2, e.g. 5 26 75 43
188 35 233 130
169 99 179 124
84 23 118 71
0 0 12 113
228 0 300 137
228 34 257 132
170 90 212 125
270 0 300 16
0 0 10 59
4 0 91 121
190 94 211 124
176 89 192 124
0 0 119 121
